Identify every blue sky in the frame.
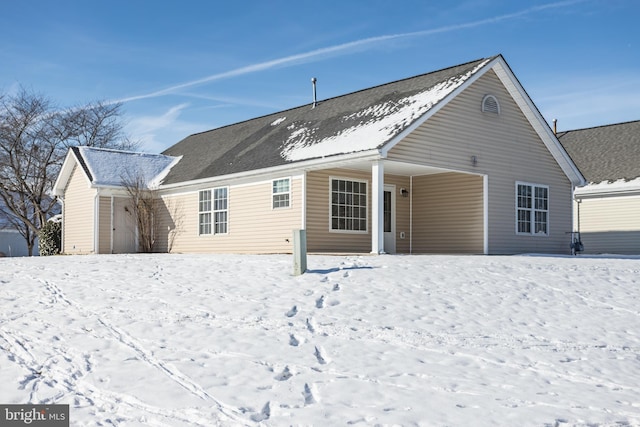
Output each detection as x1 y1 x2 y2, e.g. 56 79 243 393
1 0 638 153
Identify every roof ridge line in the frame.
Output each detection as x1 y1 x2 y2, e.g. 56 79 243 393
174 55 497 142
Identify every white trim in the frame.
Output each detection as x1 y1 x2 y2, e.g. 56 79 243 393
515 181 550 237
271 177 292 210
483 175 489 255
301 172 307 230
383 184 396 254
328 176 369 234
93 194 99 254
110 196 114 253
409 176 413 254
159 150 382 193
490 58 585 186
371 161 385 254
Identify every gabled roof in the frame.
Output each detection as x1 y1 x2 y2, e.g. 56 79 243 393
557 120 640 184
53 146 181 196
161 56 497 185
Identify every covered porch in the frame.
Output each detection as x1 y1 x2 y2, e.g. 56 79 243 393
304 158 487 255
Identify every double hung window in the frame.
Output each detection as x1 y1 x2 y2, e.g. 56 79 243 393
199 187 228 235
516 182 548 235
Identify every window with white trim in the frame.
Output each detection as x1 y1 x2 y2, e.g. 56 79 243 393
198 190 211 235
213 187 228 234
330 178 367 232
199 187 228 235
272 178 290 209
516 182 548 235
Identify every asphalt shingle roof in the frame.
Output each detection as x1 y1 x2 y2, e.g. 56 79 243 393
161 56 498 185
557 120 640 184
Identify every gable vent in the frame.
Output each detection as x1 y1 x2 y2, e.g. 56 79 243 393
482 94 500 115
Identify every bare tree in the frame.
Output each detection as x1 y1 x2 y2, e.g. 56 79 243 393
0 87 137 255
122 173 157 253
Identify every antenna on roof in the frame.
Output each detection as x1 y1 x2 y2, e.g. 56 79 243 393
553 118 558 135
311 77 317 108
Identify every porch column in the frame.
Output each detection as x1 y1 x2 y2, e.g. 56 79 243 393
371 160 385 254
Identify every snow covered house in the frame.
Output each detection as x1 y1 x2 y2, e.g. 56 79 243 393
557 120 640 255
53 55 585 255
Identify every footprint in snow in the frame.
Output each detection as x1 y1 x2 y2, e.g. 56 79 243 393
303 383 317 405
275 366 293 381
315 295 325 309
306 317 317 333
285 305 298 318
289 334 302 347
333 283 340 291
250 402 271 422
314 346 330 365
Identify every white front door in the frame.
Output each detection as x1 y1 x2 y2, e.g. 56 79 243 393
112 197 137 253
383 185 396 254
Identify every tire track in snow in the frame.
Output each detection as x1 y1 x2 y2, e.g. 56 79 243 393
36 277 248 425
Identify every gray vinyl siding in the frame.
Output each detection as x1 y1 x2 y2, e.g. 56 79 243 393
305 168 411 253
575 195 640 254
388 70 573 254
63 165 96 254
412 173 484 254
306 169 371 253
155 177 303 253
98 197 111 254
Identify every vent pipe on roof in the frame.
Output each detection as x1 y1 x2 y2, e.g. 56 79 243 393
311 77 317 108
553 118 558 135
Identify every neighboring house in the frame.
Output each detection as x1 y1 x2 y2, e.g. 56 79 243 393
557 120 640 255
54 54 584 255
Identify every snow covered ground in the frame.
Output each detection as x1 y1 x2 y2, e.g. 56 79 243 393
1 253 639 426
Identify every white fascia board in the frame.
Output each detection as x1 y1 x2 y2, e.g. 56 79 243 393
380 57 495 157
575 181 640 198
490 58 586 187
157 149 382 194
53 150 82 196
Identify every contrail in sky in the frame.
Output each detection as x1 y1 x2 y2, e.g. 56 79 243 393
116 0 585 104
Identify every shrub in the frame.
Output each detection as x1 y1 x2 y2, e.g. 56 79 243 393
39 220 61 256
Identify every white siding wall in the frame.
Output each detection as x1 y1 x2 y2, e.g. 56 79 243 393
575 195 640 254
156 177 303 253
63 165 96 254
388 70 573 254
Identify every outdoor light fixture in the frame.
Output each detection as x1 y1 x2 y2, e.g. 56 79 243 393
471 155 478 167
401 188 409 197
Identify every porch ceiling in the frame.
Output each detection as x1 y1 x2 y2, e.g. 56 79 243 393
345 160 458 177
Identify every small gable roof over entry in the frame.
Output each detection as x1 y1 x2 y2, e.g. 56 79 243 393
161 56 496 185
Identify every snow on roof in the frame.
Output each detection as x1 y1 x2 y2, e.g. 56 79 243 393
280 59 490 162
78 146 181 189
576 176 640 196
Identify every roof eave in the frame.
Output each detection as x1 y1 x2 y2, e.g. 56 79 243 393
158 149 383 192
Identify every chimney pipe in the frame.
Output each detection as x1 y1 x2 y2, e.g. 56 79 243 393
553 118 557 135
311 77 317 108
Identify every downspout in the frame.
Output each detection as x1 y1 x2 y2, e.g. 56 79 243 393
110 196 114 254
